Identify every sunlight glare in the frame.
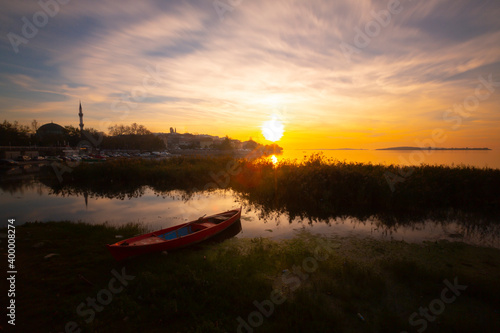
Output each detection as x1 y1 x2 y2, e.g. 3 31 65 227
271 154 278 165
262 115 284 142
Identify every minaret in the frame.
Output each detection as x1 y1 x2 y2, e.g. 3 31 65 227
78 101 84 138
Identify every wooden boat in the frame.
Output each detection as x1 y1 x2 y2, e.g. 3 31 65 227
106 208 242 260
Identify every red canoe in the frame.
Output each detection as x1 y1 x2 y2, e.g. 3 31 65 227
106 208 242 260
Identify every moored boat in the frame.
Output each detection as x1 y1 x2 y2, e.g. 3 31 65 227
106 208 242 260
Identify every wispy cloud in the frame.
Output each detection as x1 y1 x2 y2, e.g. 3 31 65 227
0 0 499 148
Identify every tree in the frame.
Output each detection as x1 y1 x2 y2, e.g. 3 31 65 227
108 123 152 136
136 124 150 135
0 120 31 146
243 139 258 150
64 125 81 146
108 124 126 136
31 119 39 134
103 123 160 150
130 123 138 135
218 136 233 151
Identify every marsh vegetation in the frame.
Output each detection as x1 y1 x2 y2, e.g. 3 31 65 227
52 154 500 225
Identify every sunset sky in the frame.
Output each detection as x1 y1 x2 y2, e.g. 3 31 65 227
1 0 499 150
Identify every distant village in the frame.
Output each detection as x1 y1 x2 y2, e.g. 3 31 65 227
0 103 282 160
157 127 274 151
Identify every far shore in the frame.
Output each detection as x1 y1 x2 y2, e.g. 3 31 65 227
376 147 491 151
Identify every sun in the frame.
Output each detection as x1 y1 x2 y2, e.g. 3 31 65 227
271 155 278 165
261 116 284 142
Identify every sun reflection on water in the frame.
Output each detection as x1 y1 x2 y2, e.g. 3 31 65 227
271 155 278 165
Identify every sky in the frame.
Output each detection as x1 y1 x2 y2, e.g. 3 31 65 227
1 0 499 150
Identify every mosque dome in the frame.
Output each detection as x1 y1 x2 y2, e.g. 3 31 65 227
37 122 66 136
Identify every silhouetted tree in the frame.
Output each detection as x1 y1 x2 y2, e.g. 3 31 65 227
108 123 152 136
64 125 82 146
218 136 233 151
0 120 31 146
243 139 258 150
103 123 162 150
31 119 39 133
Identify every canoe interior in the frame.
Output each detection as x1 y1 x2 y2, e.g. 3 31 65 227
106 208 241 260
119 211 237 247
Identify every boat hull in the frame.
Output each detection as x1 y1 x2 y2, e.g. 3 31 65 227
106 208 241 260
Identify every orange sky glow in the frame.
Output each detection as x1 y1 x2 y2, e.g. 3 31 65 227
1 0 499 150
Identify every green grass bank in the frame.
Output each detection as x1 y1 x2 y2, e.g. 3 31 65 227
3 221 500 332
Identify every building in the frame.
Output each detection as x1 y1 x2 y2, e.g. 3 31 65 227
37 122 66 137
79 101 84 139
230 139 243 149
36 122 67 146
199 139 213 149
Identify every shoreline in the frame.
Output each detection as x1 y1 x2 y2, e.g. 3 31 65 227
56 156 500 221
4 221 500 332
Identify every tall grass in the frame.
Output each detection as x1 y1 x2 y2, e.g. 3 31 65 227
53 154 500 223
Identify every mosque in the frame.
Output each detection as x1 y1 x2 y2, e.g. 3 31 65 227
36 122 66 140
36 102 84 144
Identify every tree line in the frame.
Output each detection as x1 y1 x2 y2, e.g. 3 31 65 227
1 120 282 153
0 120 164 151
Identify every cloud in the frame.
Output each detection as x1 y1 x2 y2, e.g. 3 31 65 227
0 0 499 148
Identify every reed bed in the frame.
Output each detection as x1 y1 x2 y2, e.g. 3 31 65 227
56 154 500 223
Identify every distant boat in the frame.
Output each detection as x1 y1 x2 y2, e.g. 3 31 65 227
106 208 242 260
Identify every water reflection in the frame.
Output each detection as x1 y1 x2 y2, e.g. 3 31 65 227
1 176 499 248
266 149 500 169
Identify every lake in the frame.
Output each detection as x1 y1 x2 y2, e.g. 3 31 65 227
272 149 500 169
1 177 499 249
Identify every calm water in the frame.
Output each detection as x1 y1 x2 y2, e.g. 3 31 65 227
272 149 500 169
1 178 499 249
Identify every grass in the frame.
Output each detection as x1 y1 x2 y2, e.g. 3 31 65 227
4 221 500 332
48 154 500 224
